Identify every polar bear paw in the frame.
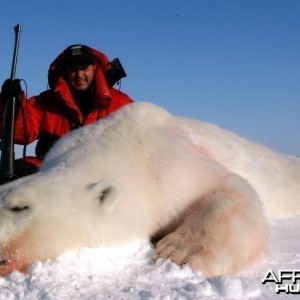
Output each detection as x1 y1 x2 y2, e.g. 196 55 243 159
155 224 264 277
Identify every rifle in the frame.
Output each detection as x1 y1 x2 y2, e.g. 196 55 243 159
0 24 22 184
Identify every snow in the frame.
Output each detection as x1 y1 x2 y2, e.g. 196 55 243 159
0 216 299 299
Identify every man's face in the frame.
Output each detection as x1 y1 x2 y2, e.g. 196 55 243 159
65 64 96 92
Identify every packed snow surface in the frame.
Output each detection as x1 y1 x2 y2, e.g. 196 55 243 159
0 216 299 299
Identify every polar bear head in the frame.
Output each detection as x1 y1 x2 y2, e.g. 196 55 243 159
0 172 138 275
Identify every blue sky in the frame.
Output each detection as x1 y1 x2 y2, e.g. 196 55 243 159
0 0 299 155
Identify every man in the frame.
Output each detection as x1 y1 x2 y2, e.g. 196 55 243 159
0 44 133 177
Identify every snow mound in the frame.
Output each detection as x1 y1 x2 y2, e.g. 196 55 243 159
1 217 299 299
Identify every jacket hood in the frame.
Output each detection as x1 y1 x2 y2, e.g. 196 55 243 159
47 46 113 111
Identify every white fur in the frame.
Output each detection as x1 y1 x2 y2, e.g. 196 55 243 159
0 102 299 276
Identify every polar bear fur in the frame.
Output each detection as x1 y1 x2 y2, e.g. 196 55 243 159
0 102 299 277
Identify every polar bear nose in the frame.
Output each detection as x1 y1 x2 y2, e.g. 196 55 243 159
0 258 7 266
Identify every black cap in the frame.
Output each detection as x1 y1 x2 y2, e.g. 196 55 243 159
63 44 95 67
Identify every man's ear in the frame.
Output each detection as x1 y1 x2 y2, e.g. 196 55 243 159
88 179 121 212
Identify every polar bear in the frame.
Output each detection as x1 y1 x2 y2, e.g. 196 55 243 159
0 102 299 277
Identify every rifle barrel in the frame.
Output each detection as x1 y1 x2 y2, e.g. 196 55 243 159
0 24 22 184
10 24 22 80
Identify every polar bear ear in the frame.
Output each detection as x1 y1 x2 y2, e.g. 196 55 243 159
88 179 121 212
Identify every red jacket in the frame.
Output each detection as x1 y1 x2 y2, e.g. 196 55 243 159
0 47 133 160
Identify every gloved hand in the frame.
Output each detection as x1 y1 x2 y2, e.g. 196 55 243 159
0 79 22 103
